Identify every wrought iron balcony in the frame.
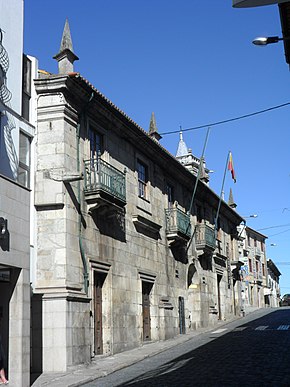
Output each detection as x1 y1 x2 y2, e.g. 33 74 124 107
255 271 264 284
254 246 261 256
165 207 191 241
195 224 216 252
84 158 126 211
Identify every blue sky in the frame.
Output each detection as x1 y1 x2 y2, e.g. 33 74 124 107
24 1 290 292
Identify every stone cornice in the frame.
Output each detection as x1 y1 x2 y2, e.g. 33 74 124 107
34 73 244 227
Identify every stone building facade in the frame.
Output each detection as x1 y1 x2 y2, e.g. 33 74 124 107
30 20 245 373
266 259 281 307
239 226 268 311
0 0 37 385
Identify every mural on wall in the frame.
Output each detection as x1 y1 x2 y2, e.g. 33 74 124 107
241 263 250 284
0 28 18 180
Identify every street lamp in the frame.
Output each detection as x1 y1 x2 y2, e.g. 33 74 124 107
237 214 257 239
252 36 290 46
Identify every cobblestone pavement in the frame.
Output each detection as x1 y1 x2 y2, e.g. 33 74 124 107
84 308 290 387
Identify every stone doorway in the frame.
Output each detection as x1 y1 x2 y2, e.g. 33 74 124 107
178 296 186 334
217 274 222 320
94 271 106 355
142 281 152 341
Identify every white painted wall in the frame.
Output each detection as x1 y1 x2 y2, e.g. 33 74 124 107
0 0 36 182
0 0 23 114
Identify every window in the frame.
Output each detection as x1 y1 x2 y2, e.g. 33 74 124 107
262 263 265 276
18 131 31 188
247 234 251 247
22 55 31 121
89 127 103 160
216 218 222 241
261 241 264 252
249 258 252 273
137 160 148 199
196 205 203 223
166 183 174 207
256 261 259 275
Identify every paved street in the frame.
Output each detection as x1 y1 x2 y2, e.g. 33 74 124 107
83 308 290 387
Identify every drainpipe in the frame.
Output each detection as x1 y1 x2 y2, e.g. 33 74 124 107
77 115 88 295
76 92 94 295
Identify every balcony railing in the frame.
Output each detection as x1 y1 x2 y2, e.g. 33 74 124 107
255 246 261 256
84 158 126 205
255 271 263 284
195 224 216 251
165 207 191 240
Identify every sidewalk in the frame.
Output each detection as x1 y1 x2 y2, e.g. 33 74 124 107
31 308 266 387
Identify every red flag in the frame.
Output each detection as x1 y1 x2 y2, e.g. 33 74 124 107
228 152 236 183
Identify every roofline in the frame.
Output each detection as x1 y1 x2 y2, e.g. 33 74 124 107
35 72 244 225
268 259 282 276
245 225 268 239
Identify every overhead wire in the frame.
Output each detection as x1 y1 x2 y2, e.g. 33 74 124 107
257 223 290 231
268 228 290 237
159 102 290 136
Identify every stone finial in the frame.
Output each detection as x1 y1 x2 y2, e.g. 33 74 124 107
148 112 162 142
228 188 237 209
199 158 207 182
53 19 79 74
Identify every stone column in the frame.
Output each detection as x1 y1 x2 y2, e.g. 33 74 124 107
9 268 30 387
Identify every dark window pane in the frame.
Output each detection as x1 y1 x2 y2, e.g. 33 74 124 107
89 128 103 159
137 161 147 198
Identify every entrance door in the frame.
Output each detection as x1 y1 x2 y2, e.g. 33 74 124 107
94 272 106 355
178 296 186 334
142 281 152 341
217 274 222 320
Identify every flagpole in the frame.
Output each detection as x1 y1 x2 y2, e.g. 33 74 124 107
186 127 210 252
188 127 211 214
214 150 230 237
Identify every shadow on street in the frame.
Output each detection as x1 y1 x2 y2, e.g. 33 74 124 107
120 309 290 387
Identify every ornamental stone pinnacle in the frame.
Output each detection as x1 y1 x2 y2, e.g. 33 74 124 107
148 112 162 142
228 188 237 209
199 158 207 183
53 19 79 74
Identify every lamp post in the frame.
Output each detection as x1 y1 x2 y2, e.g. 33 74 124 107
237 215 257 240
252 36 290 46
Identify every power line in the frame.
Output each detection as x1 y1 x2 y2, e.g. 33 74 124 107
257 223 290 231
160 102 290 136
268 228 290 237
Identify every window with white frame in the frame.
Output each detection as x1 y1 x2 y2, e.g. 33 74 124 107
137 160 148 199
18 131 31 188
22 55 32 121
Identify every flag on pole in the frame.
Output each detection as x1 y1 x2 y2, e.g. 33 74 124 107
228 152 236 183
